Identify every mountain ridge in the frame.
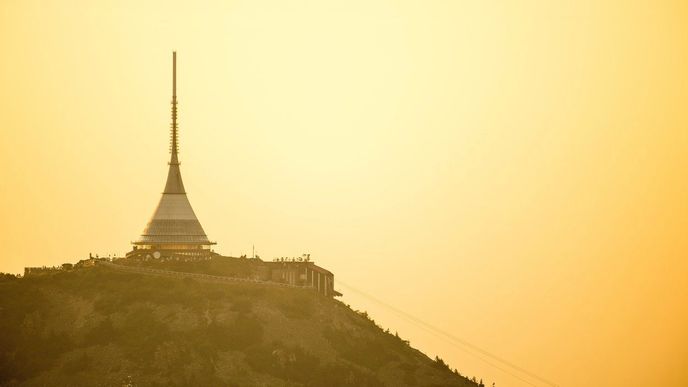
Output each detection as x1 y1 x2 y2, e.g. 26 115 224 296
0 262 482 387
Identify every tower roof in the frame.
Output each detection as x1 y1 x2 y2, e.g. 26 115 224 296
133 52 213 247
134 194 211 245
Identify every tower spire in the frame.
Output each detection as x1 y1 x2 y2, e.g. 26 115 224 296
162 51 185 194
170 51 179 164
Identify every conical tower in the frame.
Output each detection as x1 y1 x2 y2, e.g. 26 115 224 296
128 52 215 260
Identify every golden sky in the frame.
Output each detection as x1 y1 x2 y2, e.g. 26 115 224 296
1 1 687 386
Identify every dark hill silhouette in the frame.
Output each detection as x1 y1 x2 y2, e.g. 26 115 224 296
0 265 481 386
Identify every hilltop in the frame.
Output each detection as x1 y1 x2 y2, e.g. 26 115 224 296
0 263 482 386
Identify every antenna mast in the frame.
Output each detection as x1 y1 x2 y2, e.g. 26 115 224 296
170 51 179 164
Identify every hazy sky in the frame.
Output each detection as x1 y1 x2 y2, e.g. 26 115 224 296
1 1 687 386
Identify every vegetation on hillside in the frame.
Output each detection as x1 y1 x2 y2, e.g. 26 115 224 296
0 267 481 386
